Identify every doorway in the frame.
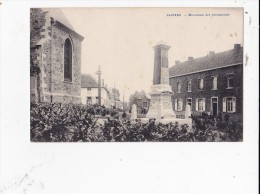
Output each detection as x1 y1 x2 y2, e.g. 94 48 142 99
211 97 218 116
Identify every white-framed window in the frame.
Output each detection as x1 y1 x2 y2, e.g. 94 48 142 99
177 82 181 93
174 98 183 111
212 76 218 90
187 80 192 92
196 98 205 112
87 97 92 105
186 98 192 110
198 78 204 90
227 75 234 88
223 97 236 113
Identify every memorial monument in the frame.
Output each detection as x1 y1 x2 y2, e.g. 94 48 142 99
130 104 137 121
146 42 176 120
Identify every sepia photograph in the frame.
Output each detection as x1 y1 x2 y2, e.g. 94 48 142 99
30 7 244 142
1 1 259 194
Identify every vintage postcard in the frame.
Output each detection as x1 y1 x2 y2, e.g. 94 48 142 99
0 2 258 194
30 7 244 142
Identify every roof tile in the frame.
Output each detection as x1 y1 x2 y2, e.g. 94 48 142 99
81 74 98 88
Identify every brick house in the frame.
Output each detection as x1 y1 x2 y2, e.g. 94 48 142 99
30 8 84 103
129 91 151 114
169 44 243 121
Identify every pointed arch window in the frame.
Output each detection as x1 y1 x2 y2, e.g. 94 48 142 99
64 38 72 82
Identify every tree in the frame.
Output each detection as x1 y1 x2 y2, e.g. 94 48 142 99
128 90 148 107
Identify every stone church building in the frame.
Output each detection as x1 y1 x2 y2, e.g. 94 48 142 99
30 8 84 103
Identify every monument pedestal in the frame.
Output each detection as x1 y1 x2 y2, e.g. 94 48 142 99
143 42 192 129
146 84 176 120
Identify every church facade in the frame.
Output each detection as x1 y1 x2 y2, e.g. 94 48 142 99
30 8 84 103
169 44 243 121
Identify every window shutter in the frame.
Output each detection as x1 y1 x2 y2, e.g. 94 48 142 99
223 97 226 112
203 98 206 111
195 99 198 111
232 97 236 112
175 99 177 111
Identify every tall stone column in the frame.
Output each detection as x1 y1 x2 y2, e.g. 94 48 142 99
146 42 176 120
153 43 170 85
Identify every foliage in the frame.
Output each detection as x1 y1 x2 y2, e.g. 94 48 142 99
191 112 243 142
128 90 149 107
31 103 243 142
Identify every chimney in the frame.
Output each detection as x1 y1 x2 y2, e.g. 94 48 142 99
209 51 215 56
175 60 180 65
234 44 241 50
188 57 193 61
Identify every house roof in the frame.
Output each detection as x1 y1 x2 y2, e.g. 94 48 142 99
169 45 243 77
81 74 110 93
81 74 98 88
41 8 75 31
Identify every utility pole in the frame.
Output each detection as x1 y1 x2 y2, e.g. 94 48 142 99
96 66 102 106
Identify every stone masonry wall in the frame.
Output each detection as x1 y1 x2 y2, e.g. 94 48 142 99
31 10 82 104
40 24 82 104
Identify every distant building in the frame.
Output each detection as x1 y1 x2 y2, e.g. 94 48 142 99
109 88 123 110
129 91 151 114
81 74 110 107
30 8 84 103
169 44 243 120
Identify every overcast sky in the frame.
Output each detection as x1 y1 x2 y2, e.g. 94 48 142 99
61 7 243 102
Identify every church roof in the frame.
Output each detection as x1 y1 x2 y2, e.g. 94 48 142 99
81 74 98 88
169 44 243 77
42 8 75 31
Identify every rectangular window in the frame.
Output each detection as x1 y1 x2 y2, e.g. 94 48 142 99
87 97 92 105
143 101 148 107
186 98 192 110
227 98 233 112
177 82 181 93
212 76 218 90
198 99 203 111
227 75 234 88
187 80 192 92
87 88 91 91
198 78 204 90
223 97 236 113
175 99 183 111
196 98 205 112
96 96 99 104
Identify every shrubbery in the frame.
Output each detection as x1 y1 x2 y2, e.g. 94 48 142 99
191 113 243 141
31 102 243 142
